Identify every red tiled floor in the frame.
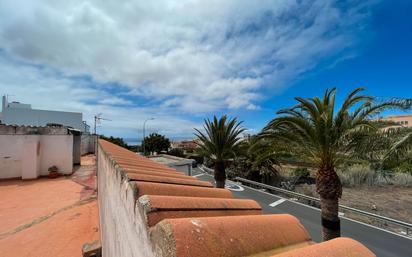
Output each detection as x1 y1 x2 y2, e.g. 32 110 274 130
0 177 85 234
0 200 99 257
0 155 99 257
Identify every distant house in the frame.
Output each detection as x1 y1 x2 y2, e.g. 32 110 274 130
0 95 90 133
378 114 412 128
171 139 199 151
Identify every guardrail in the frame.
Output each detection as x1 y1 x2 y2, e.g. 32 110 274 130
234 176 412 237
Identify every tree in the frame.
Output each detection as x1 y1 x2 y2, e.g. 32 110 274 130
230 136 281 183
195 115 245 188
260 87 409 241
143 133 170 155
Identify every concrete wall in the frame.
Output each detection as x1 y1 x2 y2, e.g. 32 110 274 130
81 134 96 155
0 134 73 179
2 107 85 132
73 135 81 165
39 135 73 175
97 144 156 257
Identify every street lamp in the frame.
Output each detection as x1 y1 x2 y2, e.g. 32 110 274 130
142 118 154 155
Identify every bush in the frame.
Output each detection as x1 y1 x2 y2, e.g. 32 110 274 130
338 164 376 187
394 162 412 174
293 167 310 179
338 164 412 187
392 173 412 186
168 148 185 158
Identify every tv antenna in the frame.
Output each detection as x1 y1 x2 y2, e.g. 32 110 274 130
94 113 111 135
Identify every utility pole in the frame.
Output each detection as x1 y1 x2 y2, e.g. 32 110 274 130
142 118 154 155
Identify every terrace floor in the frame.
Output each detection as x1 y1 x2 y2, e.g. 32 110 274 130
0 155 99 257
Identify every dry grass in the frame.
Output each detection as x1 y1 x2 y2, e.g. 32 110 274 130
295 184 412 224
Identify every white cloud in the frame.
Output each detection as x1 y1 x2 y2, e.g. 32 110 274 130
0 0 371 112
0 57 201 138
0 0 375 137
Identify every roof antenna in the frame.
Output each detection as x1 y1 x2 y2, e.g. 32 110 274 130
93 113 111 135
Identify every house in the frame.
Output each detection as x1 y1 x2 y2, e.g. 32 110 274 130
379 114 412 128
0 95 90 133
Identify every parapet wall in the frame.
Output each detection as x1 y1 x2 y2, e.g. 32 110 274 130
97 143 155 257
97 140 376 257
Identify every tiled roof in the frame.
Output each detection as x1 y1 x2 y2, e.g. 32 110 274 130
99 139 376 257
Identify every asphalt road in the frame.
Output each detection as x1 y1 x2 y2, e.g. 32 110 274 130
188 167 411 257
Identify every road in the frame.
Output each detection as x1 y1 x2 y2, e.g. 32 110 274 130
188 167 411 257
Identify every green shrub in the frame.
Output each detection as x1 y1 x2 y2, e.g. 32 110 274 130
168 148 185 158
293 167 310 179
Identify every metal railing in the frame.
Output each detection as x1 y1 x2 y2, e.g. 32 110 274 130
234 176 412 237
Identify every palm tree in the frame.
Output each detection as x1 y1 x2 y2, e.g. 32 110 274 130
260 87 410 241
195 115 245 188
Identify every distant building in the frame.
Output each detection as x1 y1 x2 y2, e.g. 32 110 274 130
171 139 199 150
0 95 90 133
379 114 412 128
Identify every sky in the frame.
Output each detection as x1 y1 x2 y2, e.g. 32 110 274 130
0 0 411 141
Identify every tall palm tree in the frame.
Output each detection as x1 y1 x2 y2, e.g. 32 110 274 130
195 115 245 188
260 87 410 241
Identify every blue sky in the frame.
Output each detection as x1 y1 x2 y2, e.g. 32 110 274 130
0 0 411 140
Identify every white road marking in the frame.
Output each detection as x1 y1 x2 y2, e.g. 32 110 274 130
225 183 245 192
269 199 286 207
192 173 206 178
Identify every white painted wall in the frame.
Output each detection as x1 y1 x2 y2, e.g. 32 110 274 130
0 134 73 179
97 145 156 257
0 135 24 179
39 135 73 175
21 135 40 179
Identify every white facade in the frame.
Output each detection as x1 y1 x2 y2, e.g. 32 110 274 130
0 134 74 179
0 125 76 179
0 95 89 133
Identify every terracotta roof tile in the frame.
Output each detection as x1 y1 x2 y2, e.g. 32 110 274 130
150 214 311 257
134 181 233 198
127 173 212 187
125 169 196 180
139 195 261 226
98 139 376 257
271 237 375 257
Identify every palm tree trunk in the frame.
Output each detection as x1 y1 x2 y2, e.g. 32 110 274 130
320 196 340 241
316 167 342 241
214 160 226 188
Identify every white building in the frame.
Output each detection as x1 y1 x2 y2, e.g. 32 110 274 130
0 95 89 133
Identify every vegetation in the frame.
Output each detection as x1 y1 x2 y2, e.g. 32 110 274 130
195 115 245 188
168 148 185 158
258 87 410 241
142 133 171 155
227 136 281 184
99 135 138 151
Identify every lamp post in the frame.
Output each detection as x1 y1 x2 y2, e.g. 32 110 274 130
142 118 154 155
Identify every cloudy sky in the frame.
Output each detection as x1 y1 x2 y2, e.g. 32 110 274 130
1 0 411 141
